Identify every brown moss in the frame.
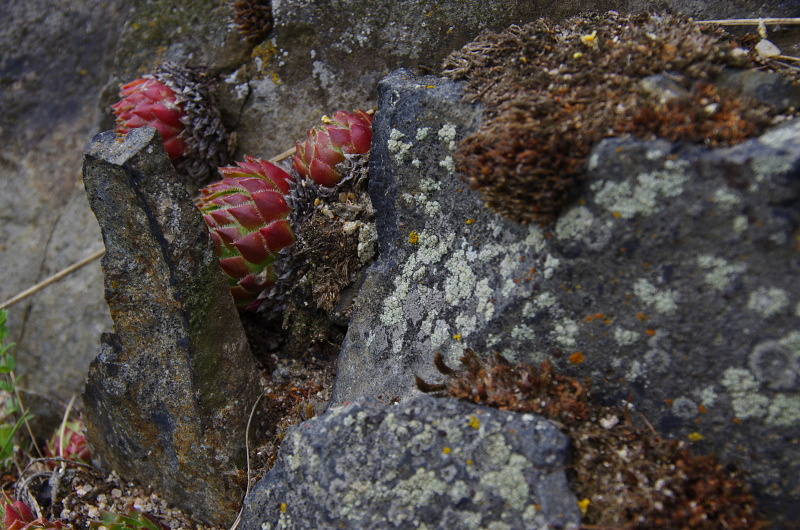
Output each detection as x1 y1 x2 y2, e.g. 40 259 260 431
442 12 796 225
229 0 273 42
418 350 767 529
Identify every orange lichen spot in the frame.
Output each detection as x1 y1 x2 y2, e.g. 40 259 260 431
645 328 656 336
569 352 585 364
442 446 451 454
733 417 741 424
636 311 648 322
585 315 594 323
467 415 480 429
698 404 707 414
603 318 613 325
642 261 651 269
612 211 622 218
687 432 705 442
664 398 673 406
593 313 605 320
408 231 419 244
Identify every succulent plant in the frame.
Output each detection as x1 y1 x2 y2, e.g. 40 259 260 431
112 78 186 159
293 109 373 187
89 507 169 530
196 156 296 310
2 499 64 529
112 63 234 189
44 419 90 470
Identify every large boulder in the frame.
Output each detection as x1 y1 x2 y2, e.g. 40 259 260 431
81 127 260 527
331 69 800 524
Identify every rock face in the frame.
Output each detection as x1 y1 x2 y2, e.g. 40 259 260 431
331 69 800 524
0 0 127 426
81 127 259 527
239 395 579 529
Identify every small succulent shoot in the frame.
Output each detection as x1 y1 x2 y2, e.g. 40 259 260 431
88 507 169 530
293 109 373 187
196 156 296 310
44 418 90 470
111 63 234 189
1 498 65 529
112 78 186 160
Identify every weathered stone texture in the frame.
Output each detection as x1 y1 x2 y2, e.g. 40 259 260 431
331 69 800 524
239 395 579 529
81 127 259 527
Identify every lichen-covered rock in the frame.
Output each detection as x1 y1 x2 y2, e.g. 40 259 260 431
81 127 259 527
238 395 579 529
331 69 800 525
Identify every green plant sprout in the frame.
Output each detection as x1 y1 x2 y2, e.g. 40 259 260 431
0 309 36 471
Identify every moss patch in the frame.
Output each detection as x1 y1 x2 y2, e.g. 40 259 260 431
442 12 798 224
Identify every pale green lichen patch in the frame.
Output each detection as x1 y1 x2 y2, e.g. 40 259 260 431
711 186 741 212
747 287 790 317
438 123 457 150
632 279 678 314
591 161 690 219
388 128 414 163
696 254 745 291
720 367 798 426
614 327 640 346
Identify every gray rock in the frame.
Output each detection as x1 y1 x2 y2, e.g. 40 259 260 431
331 69 800 523
239 395 579 529
0 0 127 424
81 127 259 527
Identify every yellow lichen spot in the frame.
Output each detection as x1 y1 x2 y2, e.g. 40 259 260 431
453 334 462 341
467 415 480 429
612 210 622 218
442 446 451 454
408 231 419 244
581 30 598 47
79 69 88 76
466 459 474 465
465 218 476 224
425 85 436 89
519 56 528 63
131 22 140 30
280 502 287 513
314 198 321 206
577 498 590 516
688 432 704 442
569 352 585 364
572 51 583 59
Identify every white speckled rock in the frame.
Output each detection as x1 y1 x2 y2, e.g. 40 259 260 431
239 395 579 529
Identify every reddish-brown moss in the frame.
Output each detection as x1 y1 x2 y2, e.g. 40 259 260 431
442 12 795 225
418 350 767 528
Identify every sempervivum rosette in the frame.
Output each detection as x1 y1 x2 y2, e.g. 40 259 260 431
112 62 234 190
293 109 373 187
196 157 296 310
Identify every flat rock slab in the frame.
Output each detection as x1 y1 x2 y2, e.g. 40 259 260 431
81 127 259 527
332 69 800 523
239 395 579 529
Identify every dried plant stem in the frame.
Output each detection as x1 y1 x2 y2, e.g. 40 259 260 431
229 391 265 530
0 249 105 310
696 17 800 26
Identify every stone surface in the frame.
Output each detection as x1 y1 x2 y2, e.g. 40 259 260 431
330 69 800 524
81 127 259 527
0 0 127 424
239 395 579 529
